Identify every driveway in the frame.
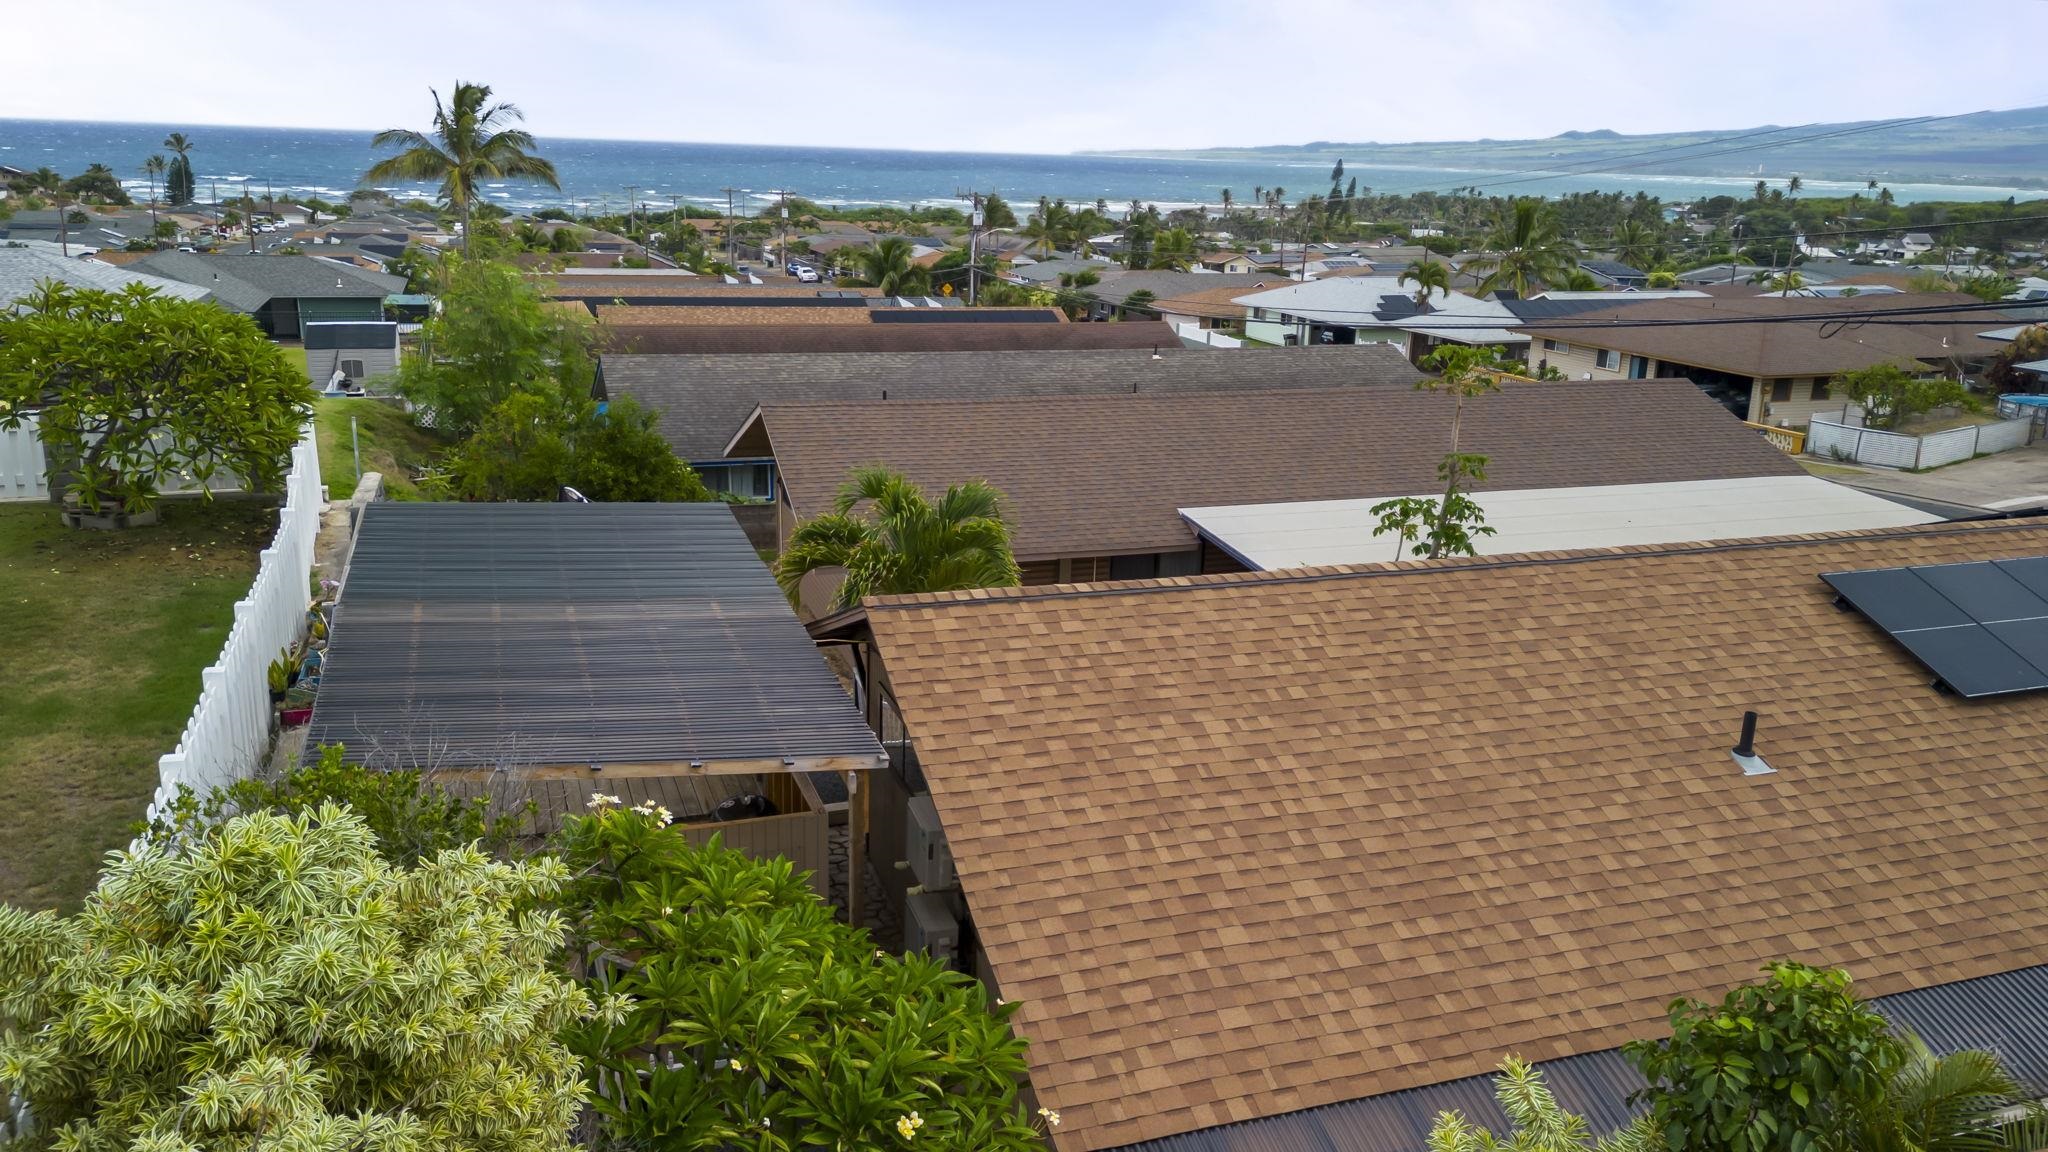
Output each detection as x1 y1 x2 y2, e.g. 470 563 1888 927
1805 441 2048 516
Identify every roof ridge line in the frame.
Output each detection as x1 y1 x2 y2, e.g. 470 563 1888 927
862 519 2048 612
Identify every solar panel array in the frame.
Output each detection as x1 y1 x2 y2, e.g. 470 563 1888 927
1823 557 2048 698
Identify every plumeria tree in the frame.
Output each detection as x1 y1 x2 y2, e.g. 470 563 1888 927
0 805 592 1152
557 799 1050 1151
0 283 314 518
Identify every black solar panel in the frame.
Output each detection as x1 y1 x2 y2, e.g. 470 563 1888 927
1824 558 2048 698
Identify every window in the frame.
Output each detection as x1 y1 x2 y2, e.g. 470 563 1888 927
1770 379 1793 403
699 461 775 500
1595 349 1618 370
340 359 365 378
1810 377 1832 401
1108 554 1159 580
1628 355 1650 379
1543 339 1567 353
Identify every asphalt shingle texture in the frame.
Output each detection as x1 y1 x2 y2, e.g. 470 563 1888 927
864 519 2048 1151
604 344 1426 461
130 252 403 312
754 378 1803 561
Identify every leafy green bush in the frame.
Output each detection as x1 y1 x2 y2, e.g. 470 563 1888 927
0 284 314 515
0 805 591 1152
144 743 532 866
1626 963 1899 1152
397 255 595 434
437 392 711 503
557 801 1048 1151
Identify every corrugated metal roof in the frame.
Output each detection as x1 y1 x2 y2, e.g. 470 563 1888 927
307 503 884 770
1111 964 2048 1152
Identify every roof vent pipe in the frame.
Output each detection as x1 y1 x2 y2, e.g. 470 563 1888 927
1731 710 1774 776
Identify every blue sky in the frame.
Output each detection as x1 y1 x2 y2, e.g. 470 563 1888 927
9 0 2048 153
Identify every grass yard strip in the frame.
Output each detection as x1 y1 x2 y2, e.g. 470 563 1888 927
0 500 273 909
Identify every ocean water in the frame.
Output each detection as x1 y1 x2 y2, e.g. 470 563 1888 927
0 117 2034 216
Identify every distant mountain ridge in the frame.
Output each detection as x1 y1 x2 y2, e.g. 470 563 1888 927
1089 106 2048 189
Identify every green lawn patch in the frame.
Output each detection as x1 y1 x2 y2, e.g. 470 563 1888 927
276 344 307 377
0 499 275 909
1798 460 1866 479
312 398 454 501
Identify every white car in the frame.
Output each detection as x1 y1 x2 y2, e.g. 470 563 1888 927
791 265 819 283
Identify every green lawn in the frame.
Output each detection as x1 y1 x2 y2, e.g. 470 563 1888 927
0 500 275 910
313 398 454 501
277 344 307 377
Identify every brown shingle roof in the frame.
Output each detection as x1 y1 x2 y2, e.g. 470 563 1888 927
863 519 2048 1151
606 344 1427 462
749 379 1802 561
540 277 880 298
1512 292 2016 377
1149 281 1283 319
600 319 1174 355
594 303 881 326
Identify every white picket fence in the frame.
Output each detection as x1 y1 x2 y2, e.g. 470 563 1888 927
147 424 325 822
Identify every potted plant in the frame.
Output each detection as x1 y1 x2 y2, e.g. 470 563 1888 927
279 682 317 727
267 653 291 704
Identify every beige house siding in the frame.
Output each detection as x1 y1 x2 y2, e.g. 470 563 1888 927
1531 339 1632 381
1758 377 1842 429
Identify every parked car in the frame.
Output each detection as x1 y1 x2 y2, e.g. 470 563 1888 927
791 265 819 283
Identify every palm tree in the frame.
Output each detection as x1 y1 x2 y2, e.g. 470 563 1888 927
1611 219 1657 270
1220 188 1233 215
364 81 560 238
1023 198 1070 257
162 133 194 207
1753 179 1769 202
853 236 923 295
776 466 1021 612
1850 1038 2048 1152
1398 258 1452 310
142 155 166 234
1149 226 1196 270
1465 199 1581 298
1786 175 1803 197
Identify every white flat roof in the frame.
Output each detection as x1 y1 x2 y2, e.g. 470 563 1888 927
1180 475 1940 570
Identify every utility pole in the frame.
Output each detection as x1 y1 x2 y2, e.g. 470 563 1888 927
954 187 985 304
57 188 68 257
721 186 738 268
624 185 638 241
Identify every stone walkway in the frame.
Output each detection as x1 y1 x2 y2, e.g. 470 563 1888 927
828 826 903 952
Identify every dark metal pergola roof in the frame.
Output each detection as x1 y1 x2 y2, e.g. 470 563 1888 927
306 502 885 776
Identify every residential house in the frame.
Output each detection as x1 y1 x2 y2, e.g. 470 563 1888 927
0 246 212 307
130 252 403 337
1004 257 1117 286
306 502 885 898
1149 281 1287 335
819 517 2048 1152
730 376 1808 604
1236 276 1453 345
1198 251 1279 274
1676 263 1771 285
1084 271 1277 321
0 206 162 253
1511 292 2024 424
600 345 1426 503
1581 258 1649 288
303 321 400 390
598 316 1177 355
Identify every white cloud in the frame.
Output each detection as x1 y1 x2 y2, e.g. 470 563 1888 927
4 0 2046 152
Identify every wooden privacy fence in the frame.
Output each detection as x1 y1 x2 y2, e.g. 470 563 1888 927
148 424 325 823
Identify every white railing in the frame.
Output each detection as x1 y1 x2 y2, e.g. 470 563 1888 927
148 424 325 821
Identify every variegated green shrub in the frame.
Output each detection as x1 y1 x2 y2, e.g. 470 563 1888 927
0 804 590 1152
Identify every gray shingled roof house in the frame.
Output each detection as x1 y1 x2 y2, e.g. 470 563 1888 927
0 247 213 308
130 252 404 337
